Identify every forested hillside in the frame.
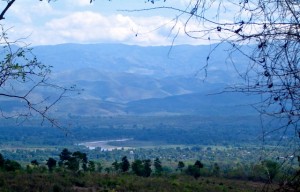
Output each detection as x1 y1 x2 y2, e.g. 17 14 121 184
0 43 259 117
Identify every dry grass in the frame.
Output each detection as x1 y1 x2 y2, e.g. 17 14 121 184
0 172 279 192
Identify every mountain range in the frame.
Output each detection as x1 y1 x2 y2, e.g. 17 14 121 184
1 43 259 117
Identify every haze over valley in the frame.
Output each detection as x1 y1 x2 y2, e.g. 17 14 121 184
2 43 258 117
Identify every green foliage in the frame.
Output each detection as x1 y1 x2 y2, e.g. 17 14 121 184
3 159 21 172
185 160 204 179
0 153 4 169
120 156 130 172
87 160 95 172
96 162 103 173
143 159 152 177
131 159 152 177
195 160 204 169
72 151 88 171
0 115 279 147
262 160 280 183
0 149 287 191
104 167 112 174
58 149 88 172
131 159 144 176
31 159 39 166
213 163 220 177
186 165 201 179
177 161 185 172
0 171 275 192
46 157 57 172
66 157 79 171
0 46 49 84
154 157 163 175
59 148 71 163
112 160 120 172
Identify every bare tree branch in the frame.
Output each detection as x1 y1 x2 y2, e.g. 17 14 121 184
0 23 78 132
0 0 15 20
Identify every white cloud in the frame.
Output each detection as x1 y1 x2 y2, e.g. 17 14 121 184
22 11 197 46
179 0 196 5
8 1 55 24
65 0 93 7
2 0 209 46
44 12 133 42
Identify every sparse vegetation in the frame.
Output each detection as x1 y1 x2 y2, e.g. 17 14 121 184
0 150 285 192
0 146 298 191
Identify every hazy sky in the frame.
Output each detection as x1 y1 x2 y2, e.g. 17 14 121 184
2 0 206 46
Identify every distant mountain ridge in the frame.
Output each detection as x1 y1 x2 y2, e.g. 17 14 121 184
33 43 239 77
0 43 258 117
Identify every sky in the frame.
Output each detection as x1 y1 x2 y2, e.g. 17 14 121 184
1 0 206 46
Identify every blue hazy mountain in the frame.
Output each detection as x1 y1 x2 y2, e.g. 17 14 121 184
33 43 239 77
126 92 259 116
1 43 258 116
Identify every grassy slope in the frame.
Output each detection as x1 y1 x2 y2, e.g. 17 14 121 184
0 172 276 192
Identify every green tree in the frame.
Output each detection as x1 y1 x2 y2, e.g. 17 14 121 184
59 148 72 165
186 165 201 179
4 159 21 172
104 167 111 174
58 149 88 172
212 163 220 177
131 159 144 176
154 157 163 175
72 151 88 171
120 156 130 173
46 157 57 172
143 159 152 177
112 160 120 173
31 159 39 167
177 161 185 172
186 160 204 179
194 160 204 169
262 160 280 183
0 153 4 169
87 161 96 172
96 162 103 173
66 156 79 171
